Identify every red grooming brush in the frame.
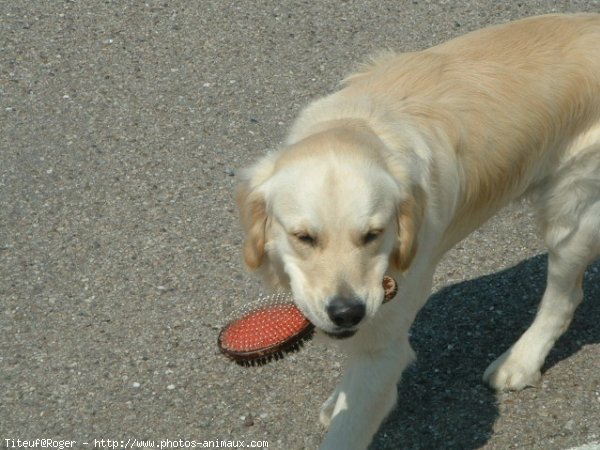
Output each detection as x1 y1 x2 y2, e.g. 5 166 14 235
218 276 398 366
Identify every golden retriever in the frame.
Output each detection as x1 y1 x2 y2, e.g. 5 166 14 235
236 14 600 449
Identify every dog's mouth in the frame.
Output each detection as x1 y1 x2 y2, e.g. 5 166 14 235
323 328 357 339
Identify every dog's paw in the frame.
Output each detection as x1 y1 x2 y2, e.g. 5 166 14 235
483 350 542 391
319 391 338 428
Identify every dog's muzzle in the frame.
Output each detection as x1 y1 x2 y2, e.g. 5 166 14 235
325 296 365 338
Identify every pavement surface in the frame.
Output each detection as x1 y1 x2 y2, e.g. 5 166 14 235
1 1 599 449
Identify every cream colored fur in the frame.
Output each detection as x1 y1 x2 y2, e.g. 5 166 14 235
236 14 600 450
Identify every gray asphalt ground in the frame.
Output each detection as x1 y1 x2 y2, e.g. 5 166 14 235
2 1 599 449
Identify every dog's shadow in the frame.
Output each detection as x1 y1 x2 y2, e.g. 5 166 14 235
370 254 600 450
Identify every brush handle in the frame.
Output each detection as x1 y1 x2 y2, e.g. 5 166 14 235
382 276 398 304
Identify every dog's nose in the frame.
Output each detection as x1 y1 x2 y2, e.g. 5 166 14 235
326 296 366 328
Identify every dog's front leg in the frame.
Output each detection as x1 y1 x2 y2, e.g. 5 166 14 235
320 334 416 450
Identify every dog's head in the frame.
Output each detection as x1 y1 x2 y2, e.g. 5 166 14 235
237 125 425 338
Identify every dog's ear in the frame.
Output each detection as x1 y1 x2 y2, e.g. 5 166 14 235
237 187 267 270
236 155 277 270
394 185 426 272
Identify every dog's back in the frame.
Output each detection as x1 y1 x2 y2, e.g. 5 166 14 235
342 14 600 236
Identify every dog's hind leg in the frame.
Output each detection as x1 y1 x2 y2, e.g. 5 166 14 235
484 143 600 391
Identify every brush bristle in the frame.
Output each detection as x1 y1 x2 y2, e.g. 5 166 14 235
218 294 315 365
233 329 315 366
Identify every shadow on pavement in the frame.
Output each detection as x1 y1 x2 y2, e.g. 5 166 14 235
371 255 600 450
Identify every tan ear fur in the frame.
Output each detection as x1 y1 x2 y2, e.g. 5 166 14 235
236 183 268 270
235 154 277 270
395 185 426 272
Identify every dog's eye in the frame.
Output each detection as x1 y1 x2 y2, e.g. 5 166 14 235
294 232 317 246
362 229 382 245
